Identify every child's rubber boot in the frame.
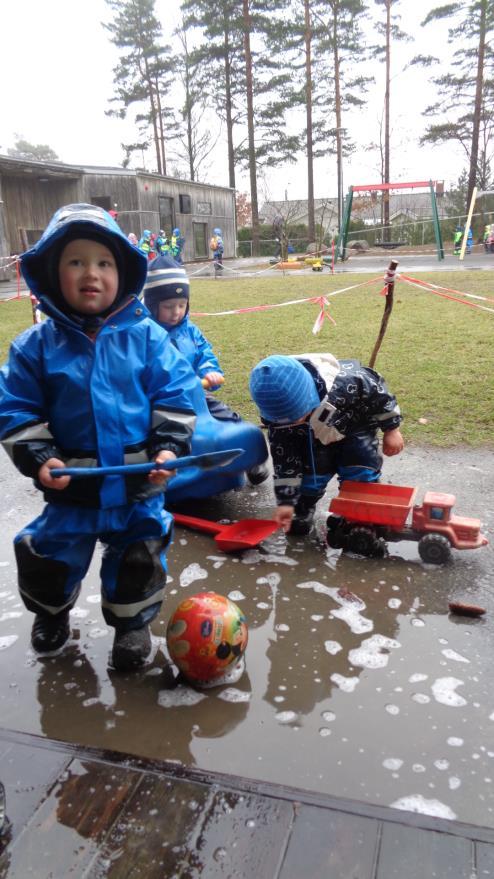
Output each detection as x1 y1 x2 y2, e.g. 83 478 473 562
289 506 316 536
112 626 151 671
247 462 270 485
31 611 70 653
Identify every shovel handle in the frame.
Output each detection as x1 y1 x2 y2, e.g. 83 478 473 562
51 461 173 478
172 513 222 536
49 448 244 479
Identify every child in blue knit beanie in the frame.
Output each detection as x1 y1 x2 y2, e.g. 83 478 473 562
249 352 404 535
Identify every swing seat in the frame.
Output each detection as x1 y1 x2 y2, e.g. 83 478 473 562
374 241 406 249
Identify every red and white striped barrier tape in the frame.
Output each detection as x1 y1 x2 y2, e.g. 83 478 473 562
397 273 494 314
191 276 383 333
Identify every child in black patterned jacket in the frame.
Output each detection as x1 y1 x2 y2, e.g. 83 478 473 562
249 352 404 535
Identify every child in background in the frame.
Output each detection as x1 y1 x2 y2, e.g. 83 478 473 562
138 229 154 259
210 227 224 270
155 230 169 255
453 225 463 255
170 228 185 263
143 254 269 485
0 204 198 669
249 353 404 534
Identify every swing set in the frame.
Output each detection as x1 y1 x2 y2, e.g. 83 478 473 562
335 180 445 262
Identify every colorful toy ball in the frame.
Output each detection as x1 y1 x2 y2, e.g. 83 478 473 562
166 592 248 684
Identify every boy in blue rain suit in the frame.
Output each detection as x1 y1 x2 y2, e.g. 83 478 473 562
170 228 185 263
0 204 198 669
249 353 404 535
210 227 224 269
143 254 269 485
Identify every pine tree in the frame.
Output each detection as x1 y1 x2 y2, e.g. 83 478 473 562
103 0 175 174
265 0 370 241
417 0 494 210
313 0 371 234
370 0 411 228
181 0 245 189
171 22 221 182
7 137 59 163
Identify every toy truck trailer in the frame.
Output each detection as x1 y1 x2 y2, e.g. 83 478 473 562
327 481 488 564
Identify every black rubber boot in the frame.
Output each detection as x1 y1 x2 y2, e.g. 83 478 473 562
247 463 270 485
31 611 70 653
289 502 316 536
112 626 151 671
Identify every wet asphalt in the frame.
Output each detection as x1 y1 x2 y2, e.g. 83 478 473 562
0 444 493 828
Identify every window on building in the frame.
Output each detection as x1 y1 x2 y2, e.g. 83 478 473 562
193 223 208 258
91 196 112 211
159 196 175 233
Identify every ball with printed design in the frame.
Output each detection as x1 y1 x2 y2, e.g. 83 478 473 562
166 592 248 683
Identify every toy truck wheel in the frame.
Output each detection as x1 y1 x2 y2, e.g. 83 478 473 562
348 526 380 557
418 533 451 565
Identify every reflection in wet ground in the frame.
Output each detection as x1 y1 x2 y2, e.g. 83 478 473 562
0 447 493 828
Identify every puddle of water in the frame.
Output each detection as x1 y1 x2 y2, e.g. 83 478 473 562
0 449 493 827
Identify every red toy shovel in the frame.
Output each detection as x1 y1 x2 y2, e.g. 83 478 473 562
173 513 280 552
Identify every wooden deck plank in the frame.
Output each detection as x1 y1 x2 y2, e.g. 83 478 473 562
0 740 70 841
278 804 380 879
377 823 473 878
88 774 212 879
182 788 294 879
1 729 494 879
1 758 140 879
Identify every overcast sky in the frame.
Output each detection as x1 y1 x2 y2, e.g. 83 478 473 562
0 0 465 200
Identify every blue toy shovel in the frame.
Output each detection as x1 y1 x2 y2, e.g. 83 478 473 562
50 448 244 479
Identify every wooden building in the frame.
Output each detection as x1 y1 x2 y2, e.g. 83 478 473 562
0 155 236 272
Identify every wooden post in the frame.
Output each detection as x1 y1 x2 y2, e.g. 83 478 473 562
459 186 477 261
369 259 398 368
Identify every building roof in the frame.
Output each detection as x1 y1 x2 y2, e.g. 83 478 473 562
0 154 234 192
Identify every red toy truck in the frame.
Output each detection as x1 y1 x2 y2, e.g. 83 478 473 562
326 482 488 564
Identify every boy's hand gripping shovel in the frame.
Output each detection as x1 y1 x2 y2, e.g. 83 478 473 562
50 449 244 479
172 513 281 552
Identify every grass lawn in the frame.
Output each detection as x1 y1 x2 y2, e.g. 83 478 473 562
1 269 492 447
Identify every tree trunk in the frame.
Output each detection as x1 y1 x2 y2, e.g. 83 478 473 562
155 77 167 176
383 0 391 231
184 64 195 181
223 26 236 191
143 56 162 175
242 0 260 256
305 0 315 243
332 9 343 233
467 0 487 214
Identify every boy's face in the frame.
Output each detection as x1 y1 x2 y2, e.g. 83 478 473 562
158 297 188 326
271 412 312 429
58 239 119 315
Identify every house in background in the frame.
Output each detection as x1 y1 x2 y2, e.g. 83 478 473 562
260 198 339 234
0 155 236 276
260 190 452 240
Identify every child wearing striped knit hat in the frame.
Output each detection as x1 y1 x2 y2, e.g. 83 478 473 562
144 255 269 485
